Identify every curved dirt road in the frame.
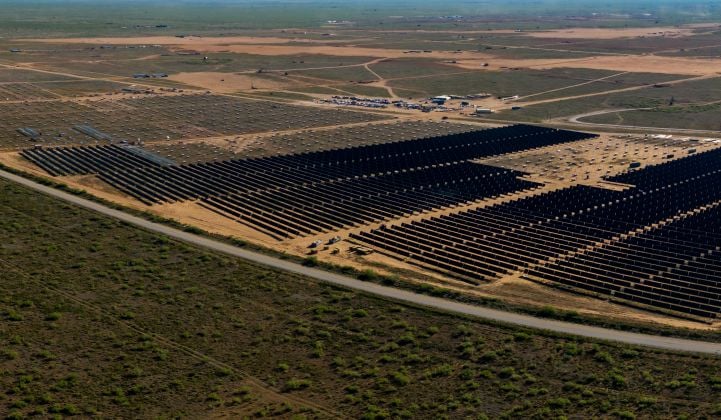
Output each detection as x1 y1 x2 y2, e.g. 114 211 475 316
566 108 721 135
2 168 721 355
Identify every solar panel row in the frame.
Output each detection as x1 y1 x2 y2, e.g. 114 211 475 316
22 124 596 238
20 145 163 176
352 147 721 320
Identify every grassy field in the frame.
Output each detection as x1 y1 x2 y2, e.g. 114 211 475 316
491 76 721 125
536 31 721 55
388 68 624 99
2 1 720 37
332 84 392 98
659 44 721 57
368 59 460 80
290 66 377 83
291 86 346 95
2 179 721 418
35 80 128 96
30 51 374 79
581 103 721 131
0 68 77 83
520 71 687 102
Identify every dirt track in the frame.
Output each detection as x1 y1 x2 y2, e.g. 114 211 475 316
565 108 721 135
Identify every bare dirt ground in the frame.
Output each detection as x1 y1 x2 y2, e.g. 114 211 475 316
455 54 721 75
367 23 719 38
478 133 720 183
169 71 292 93
522 24 719 39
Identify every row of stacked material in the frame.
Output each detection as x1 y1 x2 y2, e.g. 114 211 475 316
20 145 165 177
96 125 595 204
199 163 540 239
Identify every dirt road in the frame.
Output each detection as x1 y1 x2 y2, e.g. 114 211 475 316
565 108 721 135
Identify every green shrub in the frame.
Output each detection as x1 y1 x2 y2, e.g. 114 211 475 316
538 306 557 317
352 309 368 318
479 351 498 363
637 396 656 406
564 343 581 356
5 310 23 321
45 312 61 321
594 351 614 364
302 256 319 267
5 411 23 420
548 397 570 408
513 332 532 342
284 378 312 391
498 367 516 379
426 364 453 378
358 269 378 281
609 372 626 388
381 275 399 286
1 349 19 360
396 332 416 346
391 371 411 386
621 348 640 359
183 225 203 234
49 404 81 415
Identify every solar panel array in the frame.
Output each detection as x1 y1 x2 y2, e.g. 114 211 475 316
352 147 721 320
20 145 167 176
198 163 539 239
0 94 388 149
24 124 596 239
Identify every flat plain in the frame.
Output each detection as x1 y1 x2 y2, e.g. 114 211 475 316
3 1 721 418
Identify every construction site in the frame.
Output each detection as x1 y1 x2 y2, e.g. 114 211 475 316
2 18 721 332
2 87 720 329
6 2 721 419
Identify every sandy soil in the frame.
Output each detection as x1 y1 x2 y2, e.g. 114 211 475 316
169 71 292 93
23 35 346 46
478 133 720 183
522 25 719 39
455 53 721 75
368 24 719 39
